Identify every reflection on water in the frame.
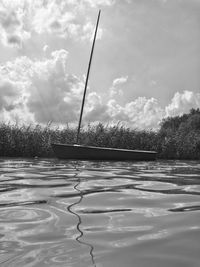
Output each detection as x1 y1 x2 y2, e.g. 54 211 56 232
67 172 96 266
0 159 199 267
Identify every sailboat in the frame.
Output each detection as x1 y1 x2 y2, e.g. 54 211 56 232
51 10 157 161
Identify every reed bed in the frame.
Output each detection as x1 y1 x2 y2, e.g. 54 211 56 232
0 123 157 158
0 108 200 159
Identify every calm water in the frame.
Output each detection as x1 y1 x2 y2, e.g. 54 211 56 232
0 159 199 267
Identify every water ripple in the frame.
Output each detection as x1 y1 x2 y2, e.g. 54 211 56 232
0 158 199 267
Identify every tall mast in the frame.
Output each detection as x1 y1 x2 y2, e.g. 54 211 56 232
76 10 101 144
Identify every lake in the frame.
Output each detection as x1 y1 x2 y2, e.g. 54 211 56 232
0 159 199 267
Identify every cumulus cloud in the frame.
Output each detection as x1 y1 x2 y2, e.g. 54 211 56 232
84 92 109 122
0 72 34 124
0 0 108 47
165 90 200 117
83 88 200 130
0 52 199 130
110 76 128 98
31 1 76 36
0 49 84 124
81 20 103 41
0 80 21 111
83 76 165 129
0 1 30 47
1 1 199 130
123 97 164 129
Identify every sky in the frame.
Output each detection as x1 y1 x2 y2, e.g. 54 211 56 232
0 0 200 130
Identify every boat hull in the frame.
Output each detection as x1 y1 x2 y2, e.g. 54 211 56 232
51 143 157 161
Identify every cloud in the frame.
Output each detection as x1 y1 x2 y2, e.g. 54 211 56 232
0 52 199 130
0 0 109 47
31 1 76 36
81 20 103 41
0 1 31 47
0 71 34 123
112 76 128 86
110 76 128 98
0 80 20 111
165 90 200 117
0 49 84 124
83 88 200 130
84 92 109 122
83 0 115 7
83 77 165 129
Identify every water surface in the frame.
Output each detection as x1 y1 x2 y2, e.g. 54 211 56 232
0 159 199 267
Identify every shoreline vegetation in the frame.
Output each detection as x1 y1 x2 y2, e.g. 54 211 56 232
0 109 200 160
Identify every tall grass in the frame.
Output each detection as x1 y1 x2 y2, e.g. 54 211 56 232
1 108 200 160
0 123 157 158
